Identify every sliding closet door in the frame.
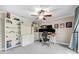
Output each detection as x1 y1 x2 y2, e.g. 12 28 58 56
76 24 79 53
69 6 79 52
0 18 2 50
78 31 79 53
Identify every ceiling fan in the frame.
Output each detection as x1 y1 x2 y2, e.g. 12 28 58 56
31 9 52 20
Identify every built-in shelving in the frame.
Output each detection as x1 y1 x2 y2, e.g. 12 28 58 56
4 18 21 50
0 12 22 51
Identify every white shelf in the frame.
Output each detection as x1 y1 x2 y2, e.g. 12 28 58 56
4 18 21 50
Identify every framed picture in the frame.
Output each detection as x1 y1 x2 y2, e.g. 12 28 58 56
60 23 64 28
54 24 59 29
66 22 72 28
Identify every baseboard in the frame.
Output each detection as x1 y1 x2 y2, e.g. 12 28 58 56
56 42 69 45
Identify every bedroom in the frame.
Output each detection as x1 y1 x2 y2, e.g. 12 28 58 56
0 5 79 54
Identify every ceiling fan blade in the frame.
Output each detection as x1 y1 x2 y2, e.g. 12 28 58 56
44 15 52 17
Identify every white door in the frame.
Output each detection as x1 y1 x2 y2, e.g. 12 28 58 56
56 29 68 44
0 18 2 50
76 23 79 53
78 32 79 53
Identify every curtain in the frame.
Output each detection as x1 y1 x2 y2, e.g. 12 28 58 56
69 6 79 50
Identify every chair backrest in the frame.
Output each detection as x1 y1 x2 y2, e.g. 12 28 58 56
42 31 48 38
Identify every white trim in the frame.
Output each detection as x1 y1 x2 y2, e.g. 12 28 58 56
56 42 69 45
52 15 74 20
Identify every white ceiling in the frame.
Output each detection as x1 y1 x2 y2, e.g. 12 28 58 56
0 5 78 20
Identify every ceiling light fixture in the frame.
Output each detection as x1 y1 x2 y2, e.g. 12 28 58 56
31 8 52 20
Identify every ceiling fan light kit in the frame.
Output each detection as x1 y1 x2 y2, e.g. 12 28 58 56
31 8 52 20
39 15 44 19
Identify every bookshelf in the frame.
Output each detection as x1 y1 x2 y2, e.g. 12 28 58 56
4 18 21 50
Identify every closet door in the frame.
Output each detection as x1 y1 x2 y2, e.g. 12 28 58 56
56 29 69 45
78 32 79 53
0 18 2 50
77 24 79 53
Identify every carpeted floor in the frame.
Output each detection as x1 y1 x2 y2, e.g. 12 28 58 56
0 42 77 54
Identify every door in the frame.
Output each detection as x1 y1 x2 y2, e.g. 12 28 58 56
78 32 79 53
77 23 79 53
0 18 2 50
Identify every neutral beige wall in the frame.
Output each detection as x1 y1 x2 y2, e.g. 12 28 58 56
40 16 74 45
21 19 34 46
0 12 5 50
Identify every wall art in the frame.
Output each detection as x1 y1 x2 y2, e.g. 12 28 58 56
60 23 64 28
66 22 72 28
54 24 59 29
